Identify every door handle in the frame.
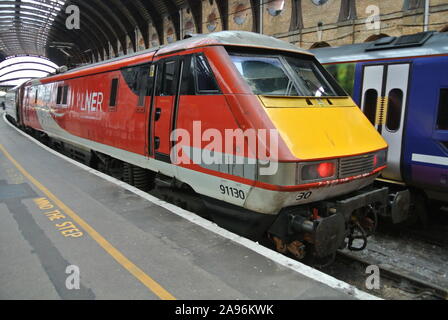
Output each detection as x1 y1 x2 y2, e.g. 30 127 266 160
154 136 160 150
155 108 162 121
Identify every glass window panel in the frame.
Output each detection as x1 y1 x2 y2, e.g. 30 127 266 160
230 55 297 96
363 89 378 125
195 55 219 93
386 88 404 131
437 88 448 130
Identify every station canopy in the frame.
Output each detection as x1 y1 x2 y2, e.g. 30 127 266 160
0 56 58 87
0 0 195 67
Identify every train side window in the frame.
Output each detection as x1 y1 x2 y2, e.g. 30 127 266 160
437 88 448 130
122 67 139 92
386 88 404 132
137 65 152 106
363 89 378 125
194 54 220 94
180 55 195 95
160 61 177 96
62 86 69 105
109 78 119 108
56 86 63 104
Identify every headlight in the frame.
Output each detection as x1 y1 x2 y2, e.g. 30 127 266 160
299 160 338 183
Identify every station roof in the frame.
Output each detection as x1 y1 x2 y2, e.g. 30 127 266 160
0 0 196 65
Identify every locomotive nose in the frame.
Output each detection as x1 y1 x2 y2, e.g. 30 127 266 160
258 96 388 161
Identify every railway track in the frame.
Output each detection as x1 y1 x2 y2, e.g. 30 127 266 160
319 223 448 300
331 251 447 300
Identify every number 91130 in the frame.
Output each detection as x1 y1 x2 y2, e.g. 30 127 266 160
219 185 245 200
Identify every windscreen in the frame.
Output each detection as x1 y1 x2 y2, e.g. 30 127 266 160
230 54 341 97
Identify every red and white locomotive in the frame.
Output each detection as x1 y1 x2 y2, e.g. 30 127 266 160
10 31 390 259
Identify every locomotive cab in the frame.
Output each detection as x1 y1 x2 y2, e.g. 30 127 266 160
195 41 391 260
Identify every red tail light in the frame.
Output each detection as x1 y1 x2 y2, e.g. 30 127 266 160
301 161 337 182
374 149 387 169
317 162 336 178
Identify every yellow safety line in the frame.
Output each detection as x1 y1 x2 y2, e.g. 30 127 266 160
0 143 176 300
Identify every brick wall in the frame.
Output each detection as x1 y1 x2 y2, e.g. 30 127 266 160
202 0 224 33
98 0 448 61
199 0 448 49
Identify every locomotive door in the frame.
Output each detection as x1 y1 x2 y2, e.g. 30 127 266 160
361 63 410 181
151 58 181 162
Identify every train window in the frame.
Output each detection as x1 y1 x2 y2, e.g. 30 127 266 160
230 55 297 96
109 78 119 108
158 61 177 96
286 57 337 97
386 88 404 131
121 64 154 103
180 55 195 95
363 89 378 125
437 88 448 130
230 54 340 97
137 65 152 106
62 86 69 105
194 54 220 94
122 67 139 92
56 86 63 104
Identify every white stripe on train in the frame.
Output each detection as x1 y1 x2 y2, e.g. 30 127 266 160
412 153 448 166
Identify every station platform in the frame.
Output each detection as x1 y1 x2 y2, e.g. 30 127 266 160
0 115 376 300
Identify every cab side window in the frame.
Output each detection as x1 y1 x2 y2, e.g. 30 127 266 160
194 54 220 94
137 65 152 106
180 54 220 95
159 61 177 96
121 64 154 106
180 55 195 95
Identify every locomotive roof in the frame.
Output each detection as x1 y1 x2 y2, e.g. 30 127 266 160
155 31 311 56
30 31 310 85
311 31 448 64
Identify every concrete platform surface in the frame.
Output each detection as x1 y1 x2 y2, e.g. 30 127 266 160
0 115 376 300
